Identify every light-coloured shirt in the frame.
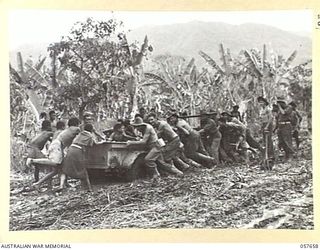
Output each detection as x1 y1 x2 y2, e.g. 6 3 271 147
259 106 272 124
156 121 178 142
176 119 193 134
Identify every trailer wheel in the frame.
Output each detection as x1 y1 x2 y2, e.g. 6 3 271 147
87 169 106 183
126 153 147 182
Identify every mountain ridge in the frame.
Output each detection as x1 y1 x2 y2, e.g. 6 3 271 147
9 21 311 68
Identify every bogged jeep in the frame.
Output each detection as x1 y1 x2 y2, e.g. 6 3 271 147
86 141 147 182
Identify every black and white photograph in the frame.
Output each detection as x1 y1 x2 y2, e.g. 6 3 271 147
8 9 313 231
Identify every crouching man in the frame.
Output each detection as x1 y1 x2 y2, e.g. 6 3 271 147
146 113 185 175
26 118 80 191
127 116 182 179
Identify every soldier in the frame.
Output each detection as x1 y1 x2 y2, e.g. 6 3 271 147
49 110 57 132
168 113 215 168
276 98 295 161
80 111 105 141
231 105 243 122
108 123 138 142
229 110 263 153
289 101 302 149
198 111 221 166
258 96 274 161
127 116 182 179
36 112 48 132
146 113 185 175
219 114 249 164
138 107 147 122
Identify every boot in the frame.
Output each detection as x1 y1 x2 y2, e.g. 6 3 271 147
157 161 183 177
196 153 216 168
189 160 203 168
173 157 190 172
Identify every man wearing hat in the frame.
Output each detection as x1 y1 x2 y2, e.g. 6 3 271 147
146 113 184 176
289 101 302 149
276 98 295 161
219 113 251 164
258 96 274 161
127 116 182 178
231 105 243 122
80 111 105 141
199 110 221 166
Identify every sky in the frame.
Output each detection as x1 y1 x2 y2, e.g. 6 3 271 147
8 9 312 50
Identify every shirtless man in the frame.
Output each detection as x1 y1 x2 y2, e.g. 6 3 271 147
27 117 80 190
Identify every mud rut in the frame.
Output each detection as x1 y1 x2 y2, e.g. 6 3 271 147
9 134 313 230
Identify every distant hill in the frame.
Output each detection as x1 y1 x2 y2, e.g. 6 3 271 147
127 21 311 66
9 21 311 69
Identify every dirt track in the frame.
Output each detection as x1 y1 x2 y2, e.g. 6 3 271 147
9 133 313 230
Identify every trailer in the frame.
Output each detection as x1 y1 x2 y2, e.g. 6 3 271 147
86 141 147 181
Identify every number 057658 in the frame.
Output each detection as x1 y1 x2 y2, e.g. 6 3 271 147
300 244 319 248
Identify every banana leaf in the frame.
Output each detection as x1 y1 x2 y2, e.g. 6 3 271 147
285 50 297 66
262 44 267 70
183 58 195 75
25 63 49 87
144 72 167 84
243 50 263 78
16 52 27 83
199 50 224 74
9 64 22 84
219 44 231 75
190 65 198 83
35 57 46 71
51 50 58 87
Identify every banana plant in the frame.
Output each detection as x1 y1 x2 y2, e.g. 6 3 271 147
139 55 211 126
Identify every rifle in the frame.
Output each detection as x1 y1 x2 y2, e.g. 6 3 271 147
178 112 218 119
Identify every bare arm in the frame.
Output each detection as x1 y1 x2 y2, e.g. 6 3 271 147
177 125 190 135
123 132 139 141
263 109 273 131
127 127 151 146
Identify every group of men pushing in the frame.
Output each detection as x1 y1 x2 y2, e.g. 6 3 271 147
25 95 302 191
129 96 302 178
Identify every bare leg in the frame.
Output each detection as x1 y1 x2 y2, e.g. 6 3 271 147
31 158 59 167
84 171 92 192
59 173 67 189
32 168 59 189
173 156 190 171
34 166 40 182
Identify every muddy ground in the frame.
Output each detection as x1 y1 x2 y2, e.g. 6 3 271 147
9 133 313 230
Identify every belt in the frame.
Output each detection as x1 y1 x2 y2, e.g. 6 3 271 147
167 136 179 143
279 122 291 125
71 144 82 149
